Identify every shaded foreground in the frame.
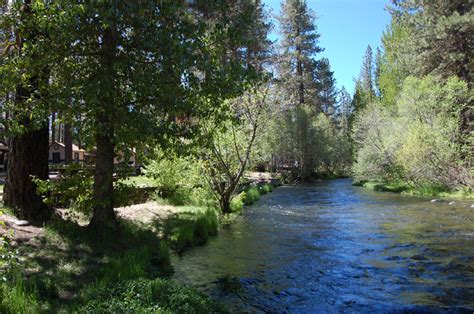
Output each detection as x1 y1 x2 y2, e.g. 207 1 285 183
0 207 225 313
173 179 474 312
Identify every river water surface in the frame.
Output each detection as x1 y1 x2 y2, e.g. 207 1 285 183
172 179 474 313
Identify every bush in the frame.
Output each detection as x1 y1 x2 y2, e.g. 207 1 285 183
144 151 215 206
262 184 273 193
33 164 94 216
352 76 471 192
243 187 260 205
230 192 245 212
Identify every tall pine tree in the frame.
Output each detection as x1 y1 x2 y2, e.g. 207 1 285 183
278 0 323 106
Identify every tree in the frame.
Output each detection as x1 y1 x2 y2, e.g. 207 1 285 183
191 0 272 72
374 47 382 96
0 0 53 222
203 83 272 214
360 45 376 101
377 20 411 107
278 0 323 106
391 0 474 135
315 58 338 117
271 0 324 181
47 1 256 231
336 86 353 132
391 0 473 82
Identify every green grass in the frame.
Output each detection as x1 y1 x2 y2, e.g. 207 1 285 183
358 180 474 199
0 216 223 313
120 175 157 188
78 277 226 313
160 208 219 253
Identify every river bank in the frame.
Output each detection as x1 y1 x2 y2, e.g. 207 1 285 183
0 173 278 312
354 180 474 200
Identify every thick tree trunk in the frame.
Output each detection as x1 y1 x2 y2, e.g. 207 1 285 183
88 115 115 230
4 116 51 222
64 123 72 164
88 24 118 232
4 0 52 222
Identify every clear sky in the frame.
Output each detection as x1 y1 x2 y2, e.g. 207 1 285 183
263 0 392 93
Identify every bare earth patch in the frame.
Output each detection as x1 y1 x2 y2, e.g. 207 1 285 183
0 214 44 247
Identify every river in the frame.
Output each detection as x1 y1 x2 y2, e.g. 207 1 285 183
172 179 474 313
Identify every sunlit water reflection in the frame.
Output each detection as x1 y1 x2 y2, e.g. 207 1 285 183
172 179 474 312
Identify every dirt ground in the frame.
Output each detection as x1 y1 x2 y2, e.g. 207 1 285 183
0 201 196 247
0 171 277 247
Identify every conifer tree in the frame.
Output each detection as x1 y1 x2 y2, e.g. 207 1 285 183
360 45 375 98
391 0 473 137
1 0 53 222
315 58 338 117
278 0 323 106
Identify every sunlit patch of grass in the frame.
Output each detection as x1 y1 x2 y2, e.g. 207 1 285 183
359 180 474 199
120 176 157 188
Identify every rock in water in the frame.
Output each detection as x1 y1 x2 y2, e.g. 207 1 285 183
448 201 455 205
430 199 438 203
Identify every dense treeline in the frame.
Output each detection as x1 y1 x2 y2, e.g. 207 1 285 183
0 0 352 226
0 0 275 225
352 0 473 195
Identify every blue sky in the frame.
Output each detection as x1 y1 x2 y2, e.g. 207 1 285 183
263 0 392 93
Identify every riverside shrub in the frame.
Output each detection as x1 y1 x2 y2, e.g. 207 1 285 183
243 187 260 205
145 151 214 206
352 76 471 191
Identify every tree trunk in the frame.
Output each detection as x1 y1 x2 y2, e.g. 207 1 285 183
88 115 115 230
64 122 72 164
4 115 51 222
220 194 232 215
4 0 51 223
88 24 118 232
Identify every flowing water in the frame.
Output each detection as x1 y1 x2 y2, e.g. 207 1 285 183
172 179 474 313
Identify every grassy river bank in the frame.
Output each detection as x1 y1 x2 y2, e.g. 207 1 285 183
0 176 277 313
